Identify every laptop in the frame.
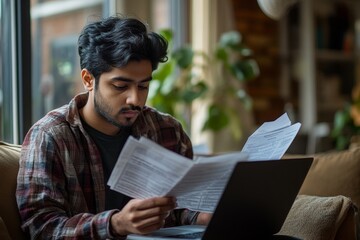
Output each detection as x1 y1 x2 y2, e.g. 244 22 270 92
127 158 313 240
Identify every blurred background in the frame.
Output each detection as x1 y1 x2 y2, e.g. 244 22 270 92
1 0 360 154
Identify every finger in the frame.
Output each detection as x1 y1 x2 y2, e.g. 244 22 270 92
110 206 168 236
137 197 176 210
133 215 167 234
135 220 165 235
196 212 213 225
137 203 175 220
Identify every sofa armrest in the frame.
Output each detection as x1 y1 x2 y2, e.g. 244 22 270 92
0 217 11 240
335 205 358 240
0 142 27 240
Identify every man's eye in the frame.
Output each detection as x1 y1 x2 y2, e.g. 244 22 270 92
138 85 149 90
114 85 127 90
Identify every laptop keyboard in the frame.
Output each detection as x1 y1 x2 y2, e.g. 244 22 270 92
170 231 204 239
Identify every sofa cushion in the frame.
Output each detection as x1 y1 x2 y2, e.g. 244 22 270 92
278 195 357 240
298 147 360 209
0 142 26 240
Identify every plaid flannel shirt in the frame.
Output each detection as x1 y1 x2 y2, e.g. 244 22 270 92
16 92 197 240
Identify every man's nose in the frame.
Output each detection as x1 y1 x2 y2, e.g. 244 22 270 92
126 87 140 106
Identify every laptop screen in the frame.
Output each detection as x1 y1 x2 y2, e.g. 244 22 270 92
202 158 313 239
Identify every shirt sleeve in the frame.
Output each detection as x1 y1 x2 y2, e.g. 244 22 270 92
165 209 200 227
16 128 116 240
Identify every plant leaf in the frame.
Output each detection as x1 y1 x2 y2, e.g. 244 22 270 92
152 61 175 82
158 29 173 43
219 31 242 48
231 59 260 81
215 47 228 61
172 46 194 69
202 105 229 131
235 89 253 109
332 108 350 137
180 82 208 103
148 80 161 100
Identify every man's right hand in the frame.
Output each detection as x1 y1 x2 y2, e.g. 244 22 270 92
110 196 177 236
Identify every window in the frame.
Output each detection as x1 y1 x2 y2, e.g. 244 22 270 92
0 0 186 143
31 0 103 123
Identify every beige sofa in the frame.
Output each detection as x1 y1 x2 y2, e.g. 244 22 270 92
0 142 26 240
279 146 360 240
0 141 359 240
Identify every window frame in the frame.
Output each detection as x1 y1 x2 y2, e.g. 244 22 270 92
0 0 31 144
15 0 32 143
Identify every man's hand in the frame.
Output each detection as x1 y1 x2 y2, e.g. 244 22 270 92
196 212 212 225
110 196 176 236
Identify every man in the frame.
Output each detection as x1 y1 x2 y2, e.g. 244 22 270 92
16 16 211 239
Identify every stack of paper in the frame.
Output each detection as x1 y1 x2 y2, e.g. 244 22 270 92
107 113 301 212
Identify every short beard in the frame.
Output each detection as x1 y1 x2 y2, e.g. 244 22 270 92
93 81 142 129
94 98 125 129
93 85 127 129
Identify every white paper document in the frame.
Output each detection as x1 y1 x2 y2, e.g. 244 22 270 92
108 136 247 212
107 113 300 212
241 113 301 161
242 113 301 161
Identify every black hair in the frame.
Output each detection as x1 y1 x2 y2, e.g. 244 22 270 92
77 16 168 80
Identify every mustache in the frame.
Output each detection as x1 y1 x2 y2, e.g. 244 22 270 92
120 105 142 112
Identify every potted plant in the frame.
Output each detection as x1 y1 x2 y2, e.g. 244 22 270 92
148 29 260 151
332 83 360 150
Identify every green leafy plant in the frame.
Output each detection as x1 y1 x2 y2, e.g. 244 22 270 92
201 31 259 138
331 82 360 150
148 29 260 137
148 29 208 132
332 99 360 150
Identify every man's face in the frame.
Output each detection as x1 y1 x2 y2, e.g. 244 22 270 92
93 60 152 129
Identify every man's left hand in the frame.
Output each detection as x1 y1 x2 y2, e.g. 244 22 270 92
196 212 212 225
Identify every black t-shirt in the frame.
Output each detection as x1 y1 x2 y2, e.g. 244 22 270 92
82 119 132 210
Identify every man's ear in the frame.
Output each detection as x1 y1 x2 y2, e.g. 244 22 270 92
81 69 94 91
